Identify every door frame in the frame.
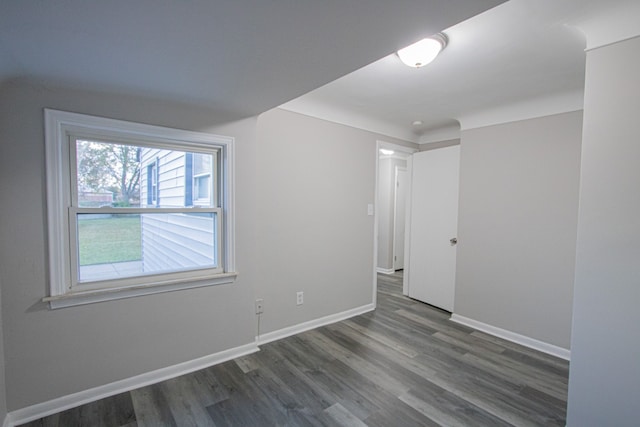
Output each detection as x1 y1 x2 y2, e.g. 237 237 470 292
373 140 417 307
392 166 408 271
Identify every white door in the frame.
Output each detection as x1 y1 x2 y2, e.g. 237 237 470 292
407 146 460 312
393 167 408 270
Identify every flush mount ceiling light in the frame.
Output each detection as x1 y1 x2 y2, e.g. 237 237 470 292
397 33 448 68
380 148 394 155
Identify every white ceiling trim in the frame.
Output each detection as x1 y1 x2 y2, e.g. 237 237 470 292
283 88 586 141
458 90 584 131
418 124 461 144
572 1 640 51
278 101 418 143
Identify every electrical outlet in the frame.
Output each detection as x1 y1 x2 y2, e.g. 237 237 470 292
296 291 304 305
255 298 264 314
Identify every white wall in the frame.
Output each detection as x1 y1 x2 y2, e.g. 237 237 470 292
377 157 407 271
567 35 640 426
0 79 259 410
254 108 413 335
0 88 415 413
455 111 583 349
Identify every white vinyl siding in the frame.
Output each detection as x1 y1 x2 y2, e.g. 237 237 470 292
139 149 219 273
141 213 217 272
157 152 187 206
141 149 187 207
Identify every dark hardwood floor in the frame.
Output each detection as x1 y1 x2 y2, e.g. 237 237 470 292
21 272 569 426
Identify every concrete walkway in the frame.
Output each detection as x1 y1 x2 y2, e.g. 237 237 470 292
79 260 143 282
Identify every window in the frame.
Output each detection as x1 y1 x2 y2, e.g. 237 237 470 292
44 109 236 308
193 153 213 205
185 153 214 206
147 160 158 206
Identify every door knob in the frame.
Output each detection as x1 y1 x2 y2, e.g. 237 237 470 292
450 237 457 245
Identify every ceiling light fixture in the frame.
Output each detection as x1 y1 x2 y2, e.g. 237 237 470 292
397 33 448 68
380 149 394 155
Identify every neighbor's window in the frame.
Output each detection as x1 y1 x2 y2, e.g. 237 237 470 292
184 152 214 206
147 160 159 206
44 109 236 308
193 153 213 205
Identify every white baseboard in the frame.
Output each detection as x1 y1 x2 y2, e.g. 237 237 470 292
450 314 570 361
257 303 375 346
376 267 394 274
6 303 376 426
7 342 259 427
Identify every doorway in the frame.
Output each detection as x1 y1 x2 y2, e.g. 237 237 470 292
393 166 408 271
373 141 461 312
373 141 416 305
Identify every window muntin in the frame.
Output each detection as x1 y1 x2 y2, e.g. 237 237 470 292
44 109 235 307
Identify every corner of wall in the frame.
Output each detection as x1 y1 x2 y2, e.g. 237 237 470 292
0 277 7 426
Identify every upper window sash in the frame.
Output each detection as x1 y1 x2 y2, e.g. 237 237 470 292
70 136 221 209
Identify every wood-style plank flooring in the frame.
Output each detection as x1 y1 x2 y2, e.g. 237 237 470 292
20 272 569 426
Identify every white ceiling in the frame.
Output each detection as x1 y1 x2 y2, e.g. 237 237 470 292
2 0 638 143
0 0 503 119
282 0 640 142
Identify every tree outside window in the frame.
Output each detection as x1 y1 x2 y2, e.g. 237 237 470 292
76 140 141 207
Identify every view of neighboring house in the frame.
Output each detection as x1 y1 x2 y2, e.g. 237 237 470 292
75 141 219 282
139 147 218 274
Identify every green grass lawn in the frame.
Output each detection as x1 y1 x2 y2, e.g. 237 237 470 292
78 215 142 265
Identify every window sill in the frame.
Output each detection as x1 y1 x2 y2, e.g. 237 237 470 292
43 272 238 309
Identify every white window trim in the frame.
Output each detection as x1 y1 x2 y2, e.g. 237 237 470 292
43 109 237 309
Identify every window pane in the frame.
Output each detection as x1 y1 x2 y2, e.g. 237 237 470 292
193 153 212 175
75 140 216 208
77 212 218 283
76 140 141 207
194 175 210 200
